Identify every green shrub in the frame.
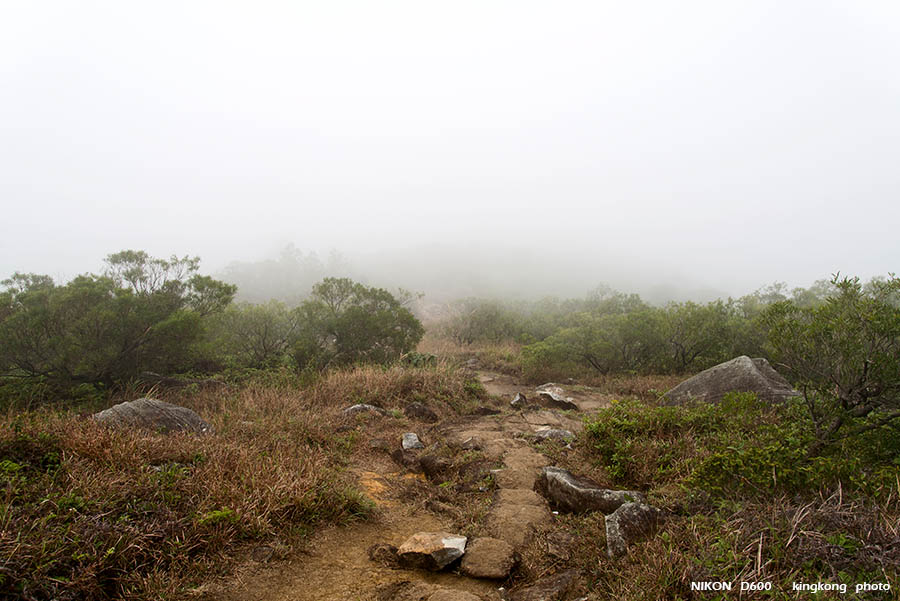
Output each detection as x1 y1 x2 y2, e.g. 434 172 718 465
581 393 900 498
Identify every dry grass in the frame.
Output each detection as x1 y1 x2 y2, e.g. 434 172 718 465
0 364 482 601
418 331 523 376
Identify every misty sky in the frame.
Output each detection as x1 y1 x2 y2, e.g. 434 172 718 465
2 1 898 300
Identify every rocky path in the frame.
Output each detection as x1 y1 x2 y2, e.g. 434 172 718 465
208 372 614 601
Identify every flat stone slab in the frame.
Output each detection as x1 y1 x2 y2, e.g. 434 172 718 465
486 503 552 548
460 537 517 579
495 488 547 506
93 398 211 434
535 466 644 514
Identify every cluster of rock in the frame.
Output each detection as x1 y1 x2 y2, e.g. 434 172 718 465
510 384 578 412
369 531 517 579
534 466 661 559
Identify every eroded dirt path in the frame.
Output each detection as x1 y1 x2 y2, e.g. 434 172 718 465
207 371 611 601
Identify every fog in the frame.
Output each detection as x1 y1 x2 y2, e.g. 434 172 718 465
2 1 899 302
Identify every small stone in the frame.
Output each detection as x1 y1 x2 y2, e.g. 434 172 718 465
402 432 425 450
460 537 517 579
511 393 528 409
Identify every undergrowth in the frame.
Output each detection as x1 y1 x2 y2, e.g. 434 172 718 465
0 364 478 600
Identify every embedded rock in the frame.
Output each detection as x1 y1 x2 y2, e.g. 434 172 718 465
419 454 453 482
511 393 529 409
397 532 467 571
367 543 399 566
532 428 574 442
460 537 517 579
534 384 579 411
508 569 579 601
535 467 644 514
93 398 212 434
664 356 799 405
404 402 439 422
605 502 662 559
343 403 389 416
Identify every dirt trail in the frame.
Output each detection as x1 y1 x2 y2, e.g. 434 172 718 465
207 371 611 601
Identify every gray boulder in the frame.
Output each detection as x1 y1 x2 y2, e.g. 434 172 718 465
535 467 644 514
93 398 211 434
605 502 662 559
397 532 467 571
534 384 579 411
664 356 799 405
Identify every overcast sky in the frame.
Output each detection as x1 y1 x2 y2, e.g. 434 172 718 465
2 1 898 299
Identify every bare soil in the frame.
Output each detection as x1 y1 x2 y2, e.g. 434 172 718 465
203 371 611 601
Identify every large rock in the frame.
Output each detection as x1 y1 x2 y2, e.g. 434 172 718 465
605 502 662 559
509 569 579 601
535 467 644 514
397 532 467 571
459 537 517 579
534 384 579 411
664 356 799 405
93 398 211 434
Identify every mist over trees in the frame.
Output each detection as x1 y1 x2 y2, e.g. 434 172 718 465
0 252 422 406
